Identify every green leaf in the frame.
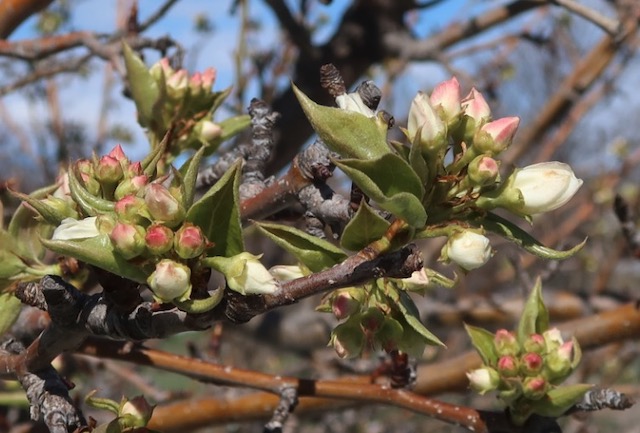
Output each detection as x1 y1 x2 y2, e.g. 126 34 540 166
0 250 26 279
186 159 243 257
8 184 57 262
172 287 224 314
204 114 251 156
484 212 586 260
68 167 115 216
142 132 168 176
255 221 347 272
531 384 593 418
341 201 390 251
122 43 160 128
397 291 444 347
335 153 427 227
0 292 23 337
9 190 69 225
517 278 549 343
180 145 206 209
292 83 390 160
464 324 498 365
41 235 151 284
409 140 429 185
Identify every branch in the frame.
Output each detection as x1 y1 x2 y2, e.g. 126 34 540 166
0 0 53 39
549 0 621 36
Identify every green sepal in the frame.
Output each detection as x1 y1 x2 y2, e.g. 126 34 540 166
122 43 160 128
335 153 427 227
179 145 206 209
397 291 444 347
464 323 499 366
203 114 251 156
0 292 23 337
340 201 389 251
41 235 150 284
8 184 57 262
68 167 115 216
530 384 593 418
425 268 457 289
255 221 347 272
172 287 224 314
9 190 73 225
517 278 549 343
484 212 586 260
186 159 243 257
85 391 120 414
292 83 390 160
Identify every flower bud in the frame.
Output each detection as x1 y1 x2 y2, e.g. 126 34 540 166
442 231 492 271
497 355 519 377
39 196 79 221
167 68 188 90
336 92 375 117
119 396 154 428
206 252 278 295
467 155 499 186
201 67 216 89
360 307 385 335
331 289 362 320
149 58 174 82
494 329 520 356
430 76 462 124
542 328 564 351
331 318 365 359
53 173 71 199
145 224 174 255
545 340 574 381
114 195 148 224
473 116 520 155
114 174 148 200
52 217 99 241
125 161 143 177
522 333 546 354
197 120 222 143
522 376 548 400
467 367 500 395
520 352 544 376
107 144 128 164
509 162 583 215
407 91 447 152
174 223 207 259
461 88 491 123
269 265 305 281
147 259 192 302
95 214 116 235
109 222 146 259
144 183 185 227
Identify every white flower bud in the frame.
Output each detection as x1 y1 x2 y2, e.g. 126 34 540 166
444 231 492 270
207 253 278 295
52 217 99 241
512 162 582 214
467 367 500 394
147 259 192 302
335 93 375 117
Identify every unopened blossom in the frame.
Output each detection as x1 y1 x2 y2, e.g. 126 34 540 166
269 265 305 281
173 223 207 259
511 162 583 214
494 329 520 356
467 367 500 394
114 174 148 200
407 91 446 150
114 195 148 224
497 355 519 377
523 333 546 354
119 396 154 428
144 183 185 227
443 231 492 271
336 92 375 117
545 340 575 380
145 224 174 255
331 290 361 320
166 69 188 90
461 88 491 123
206 252 278 295
330 319 365 359
147 259 192 302
522 376 548 400
429 76 462 123
197 120 222 142
468 155 499 186
474 116 520 155
109 223 146 259
52 217 99 241
520 352 544 376
107 144 128 164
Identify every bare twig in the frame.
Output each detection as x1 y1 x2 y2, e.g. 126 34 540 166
550 0 621 36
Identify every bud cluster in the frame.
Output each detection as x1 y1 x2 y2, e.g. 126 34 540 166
402 78 583 271
466 327 582 421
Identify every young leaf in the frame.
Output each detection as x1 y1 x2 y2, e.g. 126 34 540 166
530 384 593 418
41 235 151 284
464 323 499 365
292 83 390 160
397 291 444 347
484 212 586 259
122 43 160 128
340 201 390 251
186 159 243 257
255 221 347 272
517 278 549 343
0 292 22 337
335 153 427 227
179 145 206 209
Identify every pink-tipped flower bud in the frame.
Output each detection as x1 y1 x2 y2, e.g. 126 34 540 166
149 57 174 81
144 183 185 227
522 376 548 400
494 329 520 356
109 222 146 259
497 355 519 378
523 333 546 354
520 352 544 376
430 76 462 124
173 223 207 259
145 224 174 256
473 116 520 155
467 367 500 395
330 319 365 359
114 195 148 224
542 328 564 351
147 259 192 303
461 88 491 123
167 69 188 90
76 159 94 177
331 290 361 320
107 144 128 163
201 67 216 89
125 161 143 177
114 175 148 200
467 155 499 186
545 340 574 381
